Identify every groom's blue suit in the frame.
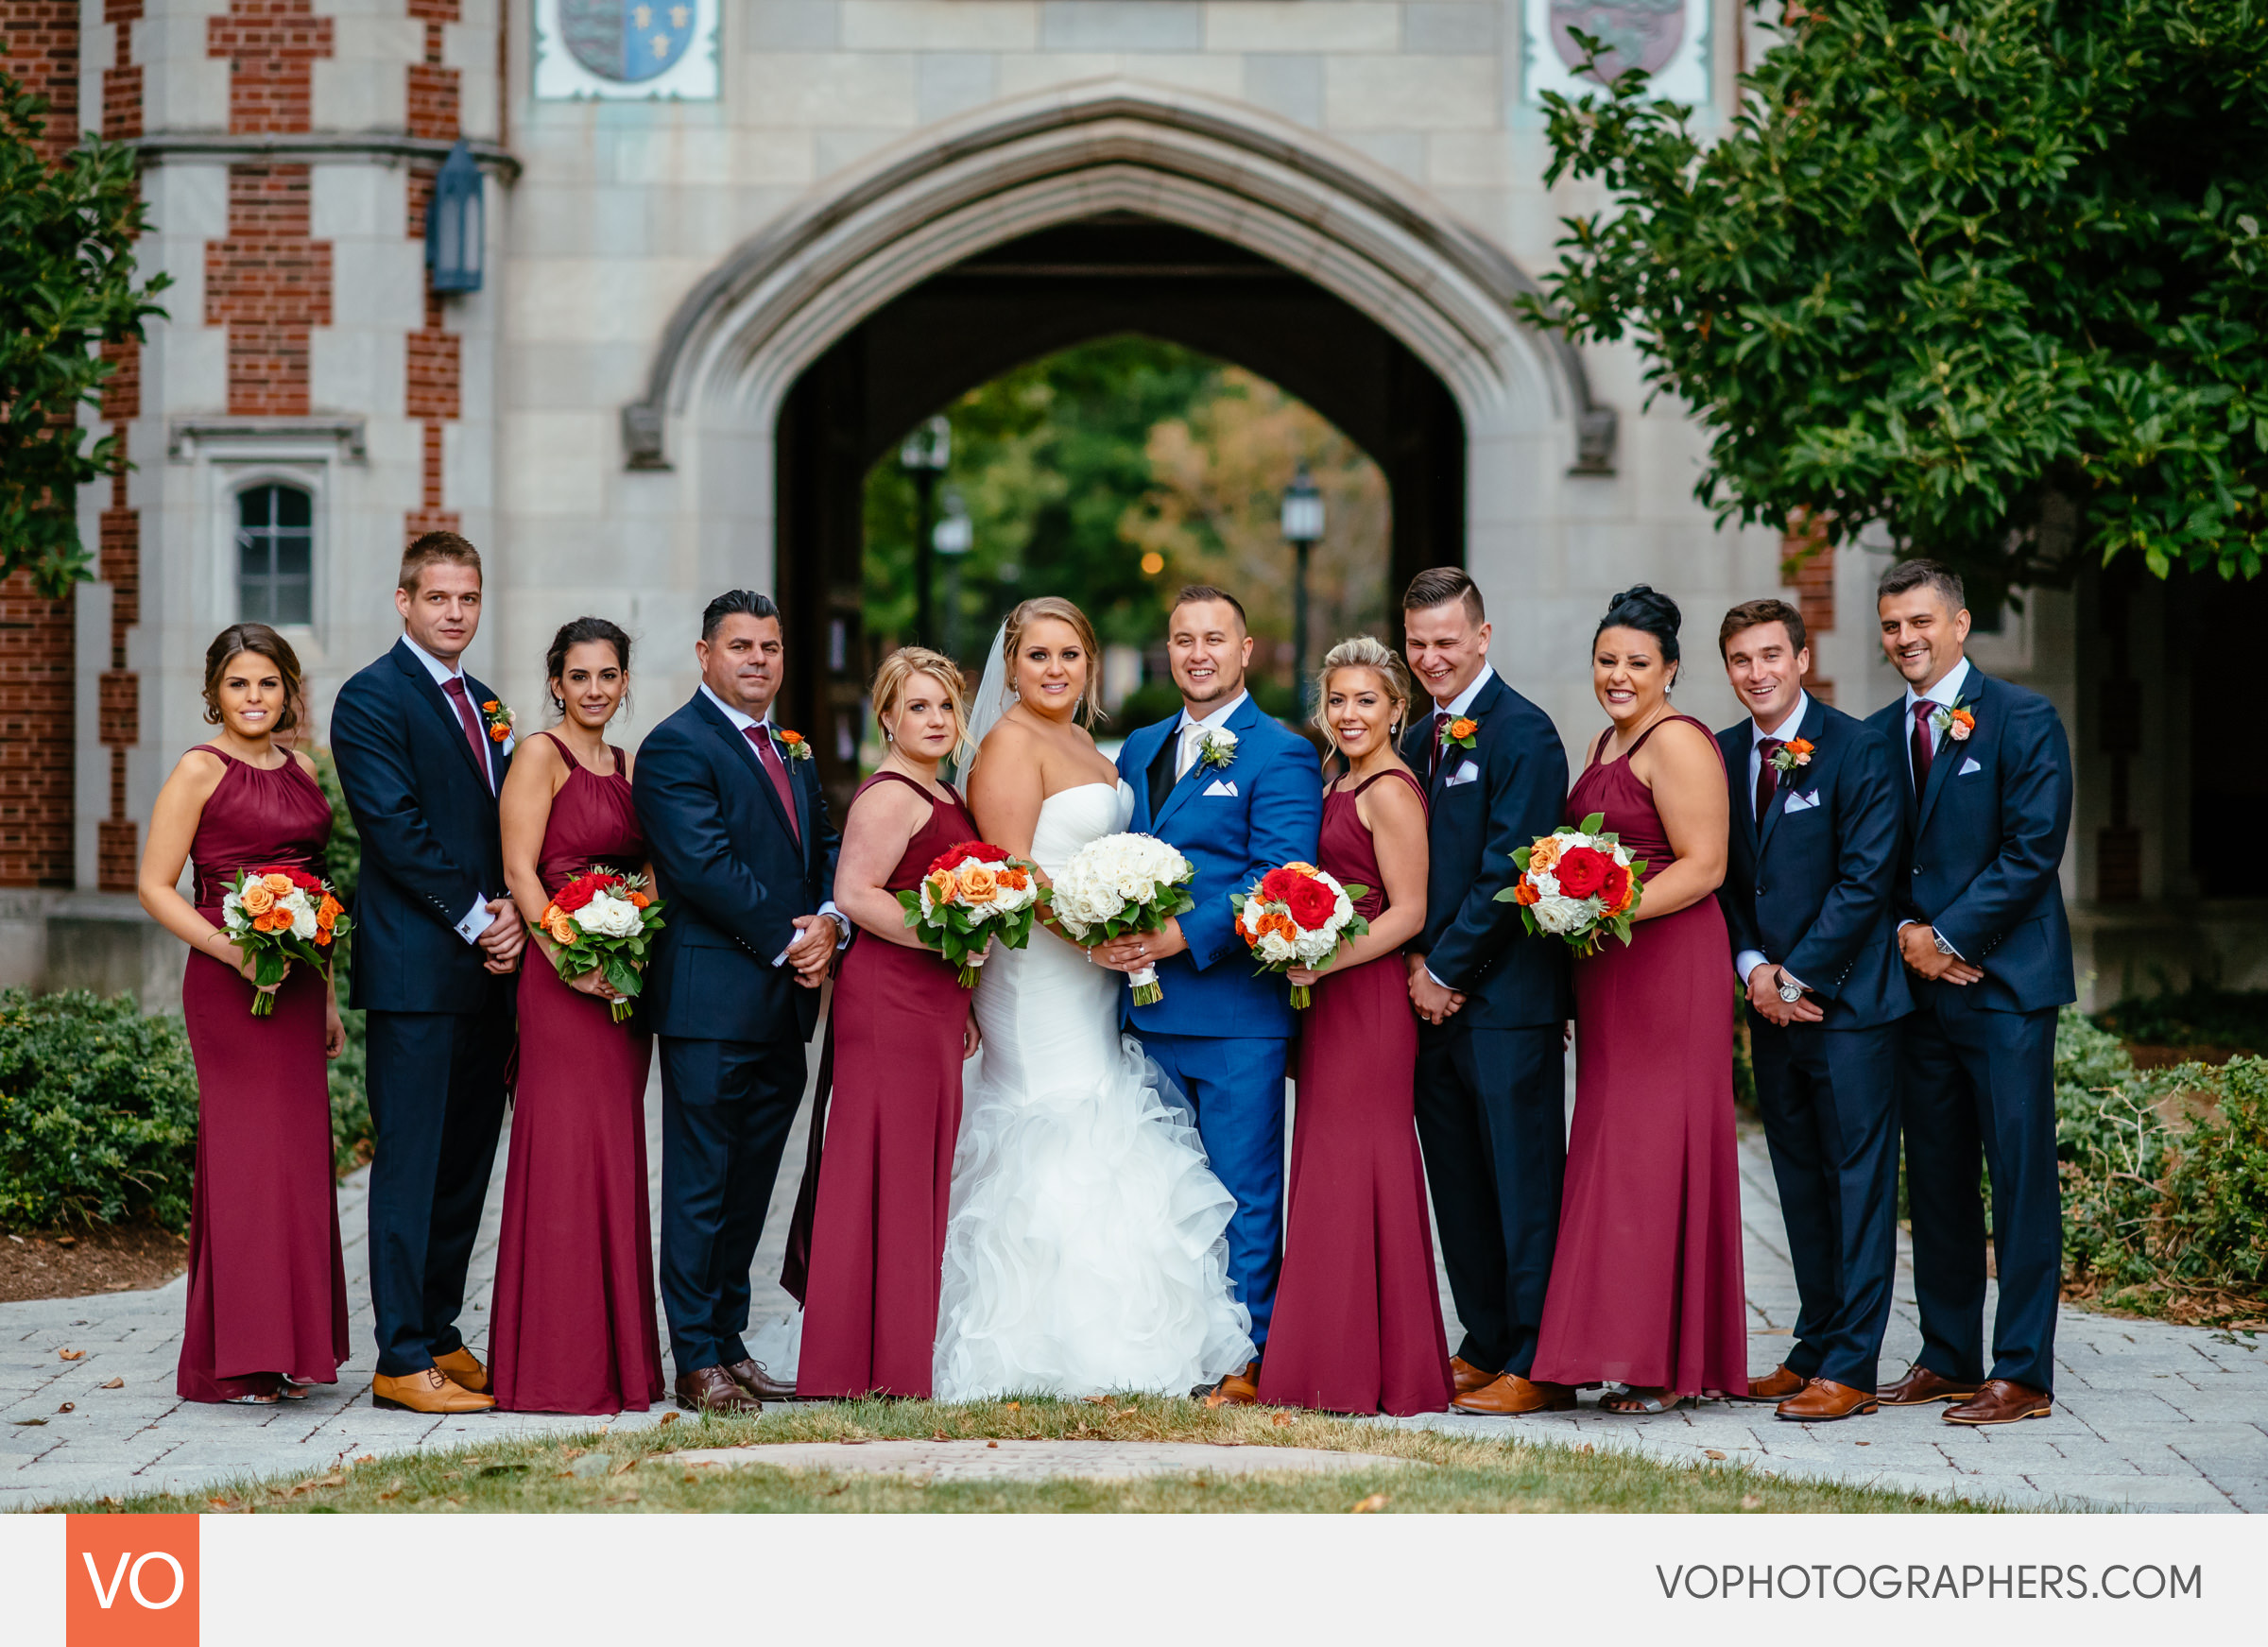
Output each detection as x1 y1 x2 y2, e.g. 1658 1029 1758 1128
1117 693 1321 1352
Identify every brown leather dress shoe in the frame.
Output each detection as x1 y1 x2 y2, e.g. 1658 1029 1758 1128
1877 1364 1984 1406
432 1346 490 1395
1775 1378 1879 1421
1202 1362 1262 1407
372 1366 496 1415
1452 1373 1575 1415
1943 1380 2053 1426
1732 1363 1808 1403
724 1358 796 1399
676 1364 761 1415
1449 1356 1498 1397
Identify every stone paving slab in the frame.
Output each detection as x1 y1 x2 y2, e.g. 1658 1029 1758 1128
671 1438 1429 1481
7 1062 2266 1513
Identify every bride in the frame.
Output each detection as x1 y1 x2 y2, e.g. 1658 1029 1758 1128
933 596 1255 1398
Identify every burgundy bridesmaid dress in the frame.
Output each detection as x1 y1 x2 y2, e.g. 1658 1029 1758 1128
178 751 352 1402
489 732 665 1414
797 772 979 1398
1532 714 1748 1398
1258 768 1455 1416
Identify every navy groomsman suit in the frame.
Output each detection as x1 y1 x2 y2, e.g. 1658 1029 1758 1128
633 687 839 1381
1866 659 2073 1397
332 636 516 1379
1397 668 1570 1381
1717 693 1912 1396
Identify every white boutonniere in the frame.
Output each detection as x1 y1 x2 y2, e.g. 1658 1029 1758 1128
1931 697 1977 743
1195 727 1238 770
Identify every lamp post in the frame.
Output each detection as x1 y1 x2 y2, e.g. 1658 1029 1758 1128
900 414 952 647
1280 461 1325 707
933 489 973 659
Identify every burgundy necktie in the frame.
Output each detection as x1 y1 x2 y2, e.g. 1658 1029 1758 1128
1910 699 1936 794
1430 710 1449 779
746 725 801 845
440 677 493 793
1755 737 1782 821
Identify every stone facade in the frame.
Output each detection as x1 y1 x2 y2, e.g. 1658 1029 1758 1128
0 0 2249 1003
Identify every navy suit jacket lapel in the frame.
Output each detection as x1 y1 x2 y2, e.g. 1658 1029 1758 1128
1913 674 1974 838
1754 695 1824 859
1721 723 1760 857
1155 695 1258 834
390 640 490 790
1429 674 1503 798
695 693 799 849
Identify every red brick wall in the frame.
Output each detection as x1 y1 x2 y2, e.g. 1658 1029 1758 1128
101 0 141 141
406 0 464 542
205 164 334 416
207 0 334 134
1780 514 1836 706
0 4 79 887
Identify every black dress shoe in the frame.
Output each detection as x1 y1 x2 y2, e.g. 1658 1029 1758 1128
675 1365 761 1415
724 1358 796 1399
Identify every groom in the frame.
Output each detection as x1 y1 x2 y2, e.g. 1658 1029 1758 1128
1103 586 1321 1401
331 530 524 1415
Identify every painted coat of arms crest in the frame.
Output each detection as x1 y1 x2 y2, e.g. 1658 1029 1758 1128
560 0 694 81
1549 0 1687 82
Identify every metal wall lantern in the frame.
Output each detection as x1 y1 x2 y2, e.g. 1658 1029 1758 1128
426 140 485 294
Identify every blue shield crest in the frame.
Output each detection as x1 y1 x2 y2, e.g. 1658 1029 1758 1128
560 0 695 82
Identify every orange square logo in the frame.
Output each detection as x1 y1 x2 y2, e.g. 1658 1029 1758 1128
64 1516 198 1646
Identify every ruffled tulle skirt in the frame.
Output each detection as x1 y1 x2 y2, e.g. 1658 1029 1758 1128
933 1030 1255 1400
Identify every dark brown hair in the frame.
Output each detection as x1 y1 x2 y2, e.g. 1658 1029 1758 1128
1401 566 1486 624
1718 597 1808 660
1877 558 1966 613
545 616 632 715
400 529 483 594
202 624 303 734
1169 584 1248 633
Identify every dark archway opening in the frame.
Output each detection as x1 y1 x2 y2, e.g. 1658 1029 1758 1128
776 213 1466 809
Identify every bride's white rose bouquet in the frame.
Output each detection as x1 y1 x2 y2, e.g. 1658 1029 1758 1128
1049 832 1198 1005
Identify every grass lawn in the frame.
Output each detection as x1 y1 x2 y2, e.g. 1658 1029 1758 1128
55 1397 1994 1515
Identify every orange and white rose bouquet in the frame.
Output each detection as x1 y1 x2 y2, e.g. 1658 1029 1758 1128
899 840 1041 986
1495 812 1647 957
539 865 665 1022
1231 862 1369 1008
218 866 351 1017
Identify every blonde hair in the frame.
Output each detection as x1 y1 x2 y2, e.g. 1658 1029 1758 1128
1002 595 1106 727
871 646 972 762
1312 637 1414 749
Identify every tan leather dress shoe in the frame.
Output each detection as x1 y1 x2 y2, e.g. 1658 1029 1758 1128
432 1346 490 1394
1943 1380 2053 1426
725 1358 795 1399
1775 1378 1879 1421
1732 1363 1808 1403
1452 1373 1575 1415
1877 1364 1984 1407
1202 1362 1262 1407
1449 1356 1498 1397
675 1365 761 1415
373 1366 496 1415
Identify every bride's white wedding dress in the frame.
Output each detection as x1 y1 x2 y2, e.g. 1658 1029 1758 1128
933 779 1255 1399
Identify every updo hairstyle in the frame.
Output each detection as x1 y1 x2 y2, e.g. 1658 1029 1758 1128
545 616 632 714
201 623 303 734
1312 636 1414 746
1594 584 1684 689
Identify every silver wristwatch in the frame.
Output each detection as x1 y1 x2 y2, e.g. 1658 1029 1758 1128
1932 931 1958 957
1776 969 1803 1004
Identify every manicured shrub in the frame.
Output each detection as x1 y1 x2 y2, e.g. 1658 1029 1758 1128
0 988 199 1230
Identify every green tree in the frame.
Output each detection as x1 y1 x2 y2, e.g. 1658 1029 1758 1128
1522 0 2268 604
0 62 170 596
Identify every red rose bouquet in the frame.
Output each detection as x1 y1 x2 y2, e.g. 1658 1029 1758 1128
899 840 1042 986
1231 861 1370 1008
218 866 351 1017
1495 812 1646 956
539 865 666 1022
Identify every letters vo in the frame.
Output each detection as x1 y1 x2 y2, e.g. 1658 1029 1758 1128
64 1516 198 1646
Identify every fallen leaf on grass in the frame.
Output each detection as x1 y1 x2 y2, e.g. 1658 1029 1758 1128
1005 1401 1020 1411
602 1490 640 1504
1704 1450 1727 1460
355 1454 375 1465
377 1490 403 1502
101 1497 120 1507
1349 1495 1389 1514
58 1349 84 1362
57 1402 73 1414
12 1418 46 1428
1576 1444 1593 1454
100 1378 123 1390
1269 1413 1294 1427
610 1458 638 1476
208 1498 232 1511
1740 1494 1762 1510
931 1430 949 1441
657 1411 679 1427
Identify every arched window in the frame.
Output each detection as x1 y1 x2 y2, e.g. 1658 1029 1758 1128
236 483 313 626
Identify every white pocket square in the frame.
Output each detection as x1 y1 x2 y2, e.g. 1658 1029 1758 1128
1203 779 1238 798
1959 756 1983 776
1443 760 1480 788
1782 790 1820 813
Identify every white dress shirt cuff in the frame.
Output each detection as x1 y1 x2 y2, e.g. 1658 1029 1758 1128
772 906 850 968
1423 965 1451 992
455 897 494 945
1735 949 1769 987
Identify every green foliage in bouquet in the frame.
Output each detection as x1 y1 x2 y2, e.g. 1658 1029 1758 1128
0 989 198 1231
896 852 1040 987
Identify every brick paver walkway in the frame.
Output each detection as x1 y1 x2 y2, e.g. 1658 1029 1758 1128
7 1066 2263 1511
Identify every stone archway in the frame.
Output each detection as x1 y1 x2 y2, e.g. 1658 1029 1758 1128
623 77 1612 784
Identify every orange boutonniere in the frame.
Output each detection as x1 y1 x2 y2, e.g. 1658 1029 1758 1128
1439 715 1479 754
479 698 515 745
775 728 812 762
1766 736 1815 776
1931 696 1977 743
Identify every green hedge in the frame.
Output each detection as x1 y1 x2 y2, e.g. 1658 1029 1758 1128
314 747 373 1175
0 988 199 1231
2057 1006 2268 1319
